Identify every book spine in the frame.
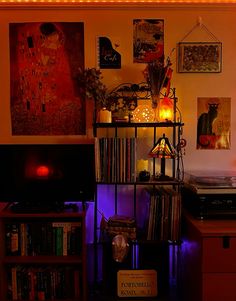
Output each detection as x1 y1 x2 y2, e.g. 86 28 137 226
52 222 80 256
94 137 101 182
5 223 12 255
55 227 63 256
36 270 45 301
69 223 82 255
74 269 80 299
11 224 20 255
62 225 70 256
28 269 36 301
11 267 17 301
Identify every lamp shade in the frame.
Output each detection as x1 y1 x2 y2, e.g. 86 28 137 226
148 134 176 179
158 96 173 122
132 104 155 123
149 134 176 159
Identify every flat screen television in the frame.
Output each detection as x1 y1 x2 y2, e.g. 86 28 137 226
0 143 95 212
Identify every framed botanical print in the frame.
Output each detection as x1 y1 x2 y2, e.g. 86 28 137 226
177 42 222 73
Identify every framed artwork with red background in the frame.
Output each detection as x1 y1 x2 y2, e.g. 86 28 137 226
10 22 85 135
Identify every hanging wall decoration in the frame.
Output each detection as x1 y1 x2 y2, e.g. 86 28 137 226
177 18 222 73
97 36 121 69
178 42 222 73
133 19 164 64
197 97 231 150
10 22 85 135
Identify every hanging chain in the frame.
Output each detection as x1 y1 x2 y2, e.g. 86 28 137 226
179 17 221 43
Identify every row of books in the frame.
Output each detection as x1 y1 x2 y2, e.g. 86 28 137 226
8 265 81 301
5 222 82 256
145 187 181 242
95 137 137 183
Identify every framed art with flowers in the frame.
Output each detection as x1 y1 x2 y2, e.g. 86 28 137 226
177 42 222 73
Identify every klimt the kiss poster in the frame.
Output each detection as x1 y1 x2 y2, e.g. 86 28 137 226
10 22 85 135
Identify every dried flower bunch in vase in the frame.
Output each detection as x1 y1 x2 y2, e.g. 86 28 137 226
77 67 111 122
77 67 109 108
143 56 173 109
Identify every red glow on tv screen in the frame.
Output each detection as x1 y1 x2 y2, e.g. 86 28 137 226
36 165 50 178
0 144 95 204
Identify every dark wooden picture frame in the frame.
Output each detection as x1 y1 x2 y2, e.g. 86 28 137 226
177 42 222 73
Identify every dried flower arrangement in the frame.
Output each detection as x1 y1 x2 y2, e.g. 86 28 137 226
77 67 109 110
143 56 173 109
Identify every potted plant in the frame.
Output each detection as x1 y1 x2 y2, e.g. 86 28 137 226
77 67 111 122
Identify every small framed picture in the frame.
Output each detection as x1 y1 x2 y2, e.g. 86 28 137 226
177 42 222 73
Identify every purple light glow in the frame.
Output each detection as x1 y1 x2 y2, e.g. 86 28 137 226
96 185 151 231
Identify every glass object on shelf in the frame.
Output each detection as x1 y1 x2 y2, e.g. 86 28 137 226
112 234 130 263
158 96 174 122
132 104 155 122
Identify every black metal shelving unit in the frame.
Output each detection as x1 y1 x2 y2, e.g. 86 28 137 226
92 85 184 298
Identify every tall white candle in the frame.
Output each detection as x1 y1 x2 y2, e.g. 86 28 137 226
99 109 112 123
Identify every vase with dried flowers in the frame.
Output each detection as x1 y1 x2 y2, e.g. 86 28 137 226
143 56 173 121
77 67 111 122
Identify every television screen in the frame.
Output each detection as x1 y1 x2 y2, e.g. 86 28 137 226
0 144 95 212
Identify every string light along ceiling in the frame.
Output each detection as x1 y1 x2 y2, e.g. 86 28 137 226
1 0 236 5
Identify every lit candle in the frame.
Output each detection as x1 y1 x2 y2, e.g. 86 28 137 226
137 159 148 173
99 108 112 123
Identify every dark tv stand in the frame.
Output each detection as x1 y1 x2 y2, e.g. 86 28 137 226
9 200 77 213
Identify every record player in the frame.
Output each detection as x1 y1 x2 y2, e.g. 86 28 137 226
181 171 236 219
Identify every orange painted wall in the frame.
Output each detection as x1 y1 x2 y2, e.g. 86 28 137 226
0 4 236 172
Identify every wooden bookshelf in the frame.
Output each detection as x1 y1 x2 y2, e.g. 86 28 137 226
0 204 87 301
